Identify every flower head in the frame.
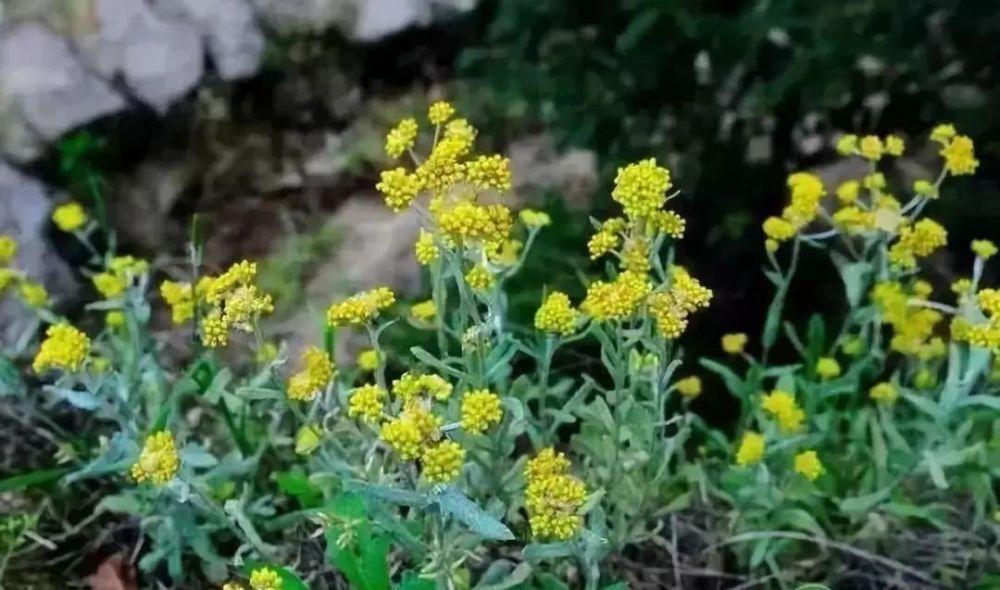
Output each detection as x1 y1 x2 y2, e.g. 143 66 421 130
611 158 671 220
870 382 898 405
972 239 997 261
32 324 90 374
249 567 283 590
941 135 978 176
357 349 379 372
930 124 956 145
735 431 765 466
794 450 823 481
428 101 455 125
721 333 747 355
385 118 418 159
885 135 905 156
0 235 17 264
410 299 437 322
295 424 322 455
347 384 386 424
460 389 503 434
421 440 465 483
835 134 858 155
327 287 395 326
466 154 512 192
287 347 335 401
760 390 805 433
52 202 87 232
859 135 883 161
815 357 841 380
534 292 580 336
130 431 180 485
519 209 552 228
676 376 702 399
377 167 423 211
524 448 586 540
19 281 48 308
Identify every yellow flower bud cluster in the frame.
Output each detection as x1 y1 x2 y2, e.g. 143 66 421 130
326 287 395 326
524 448 587 540
534 291 580 336
760 390 805 433
195 260 273 347
32 323 90 374
287 346 336 402
130 431 180 486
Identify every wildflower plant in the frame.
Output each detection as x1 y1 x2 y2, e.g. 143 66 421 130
2 108 997 589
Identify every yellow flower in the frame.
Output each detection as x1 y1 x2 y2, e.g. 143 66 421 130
930 123 956 144
912 179 938 199
347 384 386 424
782 172 825 227
92 272 125 299
357 349 379 372
466 154 512 192
287 347 335 401
841 336 864 356
391 372 452 401
105 310 126 330
760 390 805 433
295 424 323 455
863 172 886 191
859 135 883 161
19 281 48 308
611 158 671 220
762 216 795 242
435 201 513 250
941 135 978 176
223 583 246 590
648 267 713 339
794 450 823 481
201 310 229 348
413 229 440 266
160 280 195 324
888 218 947 269
835 180 860 205
870 382 898 405
519 209 551 228
32 323 89 373
377 167 423 211
815 357 841 380
381 402 441 460
0 234 17 264
582 271 650 323
676 376 702 398
534 291 579 336
256 342 279 364
722 333 748 355
52 202 87 232
421 440 465 483
249 567 283 590
885 134 905 156
460 389 503 434
465 264 494 291
130 431 180 485
914 368 936 390
443 118 477 149
327 287 395 326
587 230 620 259
735 431 765 466
972 239 997 260
91 356 111 373
835 134 858 155
648 210 686 239
385 118 418 159
428 101 455 125
525 449 586 540
832 207 876 234
410 299 437 321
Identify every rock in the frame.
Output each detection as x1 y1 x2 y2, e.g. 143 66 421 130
0 163 77 344
508 134 598 209
275 195 421 360
0 22 124 146
352 0 431 42
78 0 205 113
111 157 191 250
158 0 265 80
252 0 356 34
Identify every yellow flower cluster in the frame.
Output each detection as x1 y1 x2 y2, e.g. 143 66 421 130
347 384 386 423
32 324 90 374
794 450 823 481
611 158 671 219
130 431 180 485
287 347 336 401
519 209 551 228
524 448 587 540
836 133 905 160
409 299 437 321
249 567 283 590
675 376 702 398
160 277 213 325
92 256 149 299
19 281 48 307
196 261 274 347
465 264 495 291
972 239 998 260
0 234 16 264
869 382 898 405
51 202 88 232
376 168 422 212
871 281 946 359
357 349 379 371
721 332 747 355
326 287 395 326
581 271 650 322
460 389 503 434
960 287 1000 352
760 390 805 433
534 291 580 335
385 118 418 159
392 372 452 401
421 440 465 484
932 125 978 176
647 266 713 339
762 172 826 250
223 583 246 590
815 357 841 380
888 218 947 269
735 431 765 466
414 229 439 265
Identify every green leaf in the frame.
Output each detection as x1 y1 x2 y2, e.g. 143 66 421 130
359 534 391 590
830 252 870 308
474 560 532 590
959 395 1000 411
203 367 233 404
46 387 101 410
698 358 743 398
352 482 433 508
64 432 138 484
762 279 789 351
398 571 436 590
276 469 323 509
838 487 890 516
0 467 71 492
0 355 26 397
749 538 770 568
409 346 467 380
96 493 142 515
522 542 576 563
437 486 514 541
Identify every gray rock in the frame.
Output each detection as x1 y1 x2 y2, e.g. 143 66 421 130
0 163 77 344
80 0 204 113
252 0 355 33
0 22 124 141
158 0 265 80
352 0 431 42
508 135 598 209
111 157 191 250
